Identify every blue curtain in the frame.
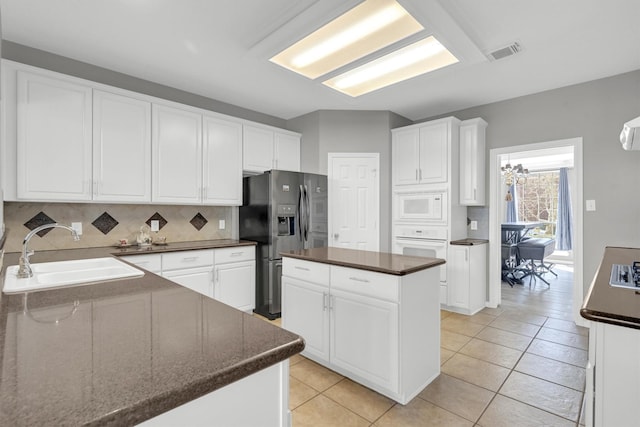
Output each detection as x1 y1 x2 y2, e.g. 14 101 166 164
506 183 518 222
555 168 573 250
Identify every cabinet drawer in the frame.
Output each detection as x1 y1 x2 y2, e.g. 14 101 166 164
162 249 214 270
215 246 255 264
282 258 330 285
331 266 399 302
120 254 162 273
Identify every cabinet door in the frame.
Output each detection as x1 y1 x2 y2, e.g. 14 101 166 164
203 115 242 205
274 132 300 172
330 289 399 393
418 122 448 184
152 103 202 204
459 119 486 205
392 128 420 185
214 260 255 311
93 90 151 202
282 276 330 362
243 125 274 173
16 71 92 200
448 245 470 309
163 267 213 298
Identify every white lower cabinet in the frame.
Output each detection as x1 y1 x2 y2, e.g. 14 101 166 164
446 243 487 315
330 289 399 393
282 257 440 404
214 246 256 312
120 246 255 312
586 321 640 427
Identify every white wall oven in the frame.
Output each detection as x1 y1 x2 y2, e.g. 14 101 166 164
393 225 448 304
394 190 447 223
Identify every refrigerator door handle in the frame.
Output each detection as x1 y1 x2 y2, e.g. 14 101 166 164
297 185 305 242
304 185 310 241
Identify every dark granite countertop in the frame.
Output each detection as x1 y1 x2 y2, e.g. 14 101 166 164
0 241 303 426
450 238 489 246
281 247 445 276
109 238 256 256
580 246 640 329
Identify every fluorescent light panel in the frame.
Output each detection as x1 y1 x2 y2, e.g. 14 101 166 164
323 36 458 97
270 0 424 79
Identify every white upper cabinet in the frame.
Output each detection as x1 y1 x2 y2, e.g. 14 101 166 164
16 70 92 201
392 128 420 185
152 103 203 204
459 118 488 206
392 118 456 186
203 115 242 205
419 122 448 184
274 132 301 172
93 90 151 202
243 124 300 174
243 125 274 173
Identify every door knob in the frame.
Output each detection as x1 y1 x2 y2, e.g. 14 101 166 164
333 233 339 239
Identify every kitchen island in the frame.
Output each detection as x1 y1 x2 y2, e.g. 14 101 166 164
281 247 445 404
580 246 640 427
0 243 304 426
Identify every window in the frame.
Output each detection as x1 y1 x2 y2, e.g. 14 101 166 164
516 170 559 238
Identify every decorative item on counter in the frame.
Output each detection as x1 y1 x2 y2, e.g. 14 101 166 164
118 238 129 247
136 225 152 247
153 236 168 246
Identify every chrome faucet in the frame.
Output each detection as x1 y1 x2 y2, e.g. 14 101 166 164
17 223 80 278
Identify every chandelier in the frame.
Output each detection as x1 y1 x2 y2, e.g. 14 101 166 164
501 163 528 201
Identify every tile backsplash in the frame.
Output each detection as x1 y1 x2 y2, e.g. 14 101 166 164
3 202 233 253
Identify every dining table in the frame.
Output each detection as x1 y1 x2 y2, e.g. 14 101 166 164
501 221 545 244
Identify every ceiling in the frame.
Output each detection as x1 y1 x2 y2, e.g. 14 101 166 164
2 0 640 121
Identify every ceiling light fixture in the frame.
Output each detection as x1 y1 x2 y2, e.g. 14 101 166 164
270 0 424 80
323 36 458 97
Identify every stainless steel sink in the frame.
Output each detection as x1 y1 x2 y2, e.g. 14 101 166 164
3 257 144 294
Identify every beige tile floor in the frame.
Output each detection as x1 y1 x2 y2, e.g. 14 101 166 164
267 264 587 426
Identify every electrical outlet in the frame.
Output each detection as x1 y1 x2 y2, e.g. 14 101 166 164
150 220 159 232
71 222 83 235
219 220 225 230
586 200 596 211
470 220 478 230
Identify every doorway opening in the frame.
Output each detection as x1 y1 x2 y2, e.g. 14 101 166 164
489 138 585 326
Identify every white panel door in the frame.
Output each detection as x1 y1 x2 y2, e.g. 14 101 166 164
203 115 242 205
419 122 448 184
330 289 399 393
93 90 151 202
274 132 300 172
392 128 420 185
243 125 274 173
16 71 92 200
152 103 202 204
328 154 379 251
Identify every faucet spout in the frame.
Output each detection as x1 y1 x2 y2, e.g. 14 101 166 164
17 223 81 279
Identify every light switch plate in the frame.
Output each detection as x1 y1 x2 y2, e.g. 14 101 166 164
219 220 225 230
586 200 596 211
150 220 159 232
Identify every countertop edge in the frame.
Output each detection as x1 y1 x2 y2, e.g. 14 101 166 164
281 252 446 276
91 337 306 426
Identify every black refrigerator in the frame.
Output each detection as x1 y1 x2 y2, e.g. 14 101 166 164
240 170 328 319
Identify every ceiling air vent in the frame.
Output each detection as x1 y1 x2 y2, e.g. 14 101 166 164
487 42 522 61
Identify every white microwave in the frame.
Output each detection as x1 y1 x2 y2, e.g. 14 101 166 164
394 191 447 223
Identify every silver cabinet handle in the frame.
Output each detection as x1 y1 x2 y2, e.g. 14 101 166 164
323 292 328 311
295 266 310 271
230 252 243 257
182 257 199 262
349 277 370 283
333 233 339 240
